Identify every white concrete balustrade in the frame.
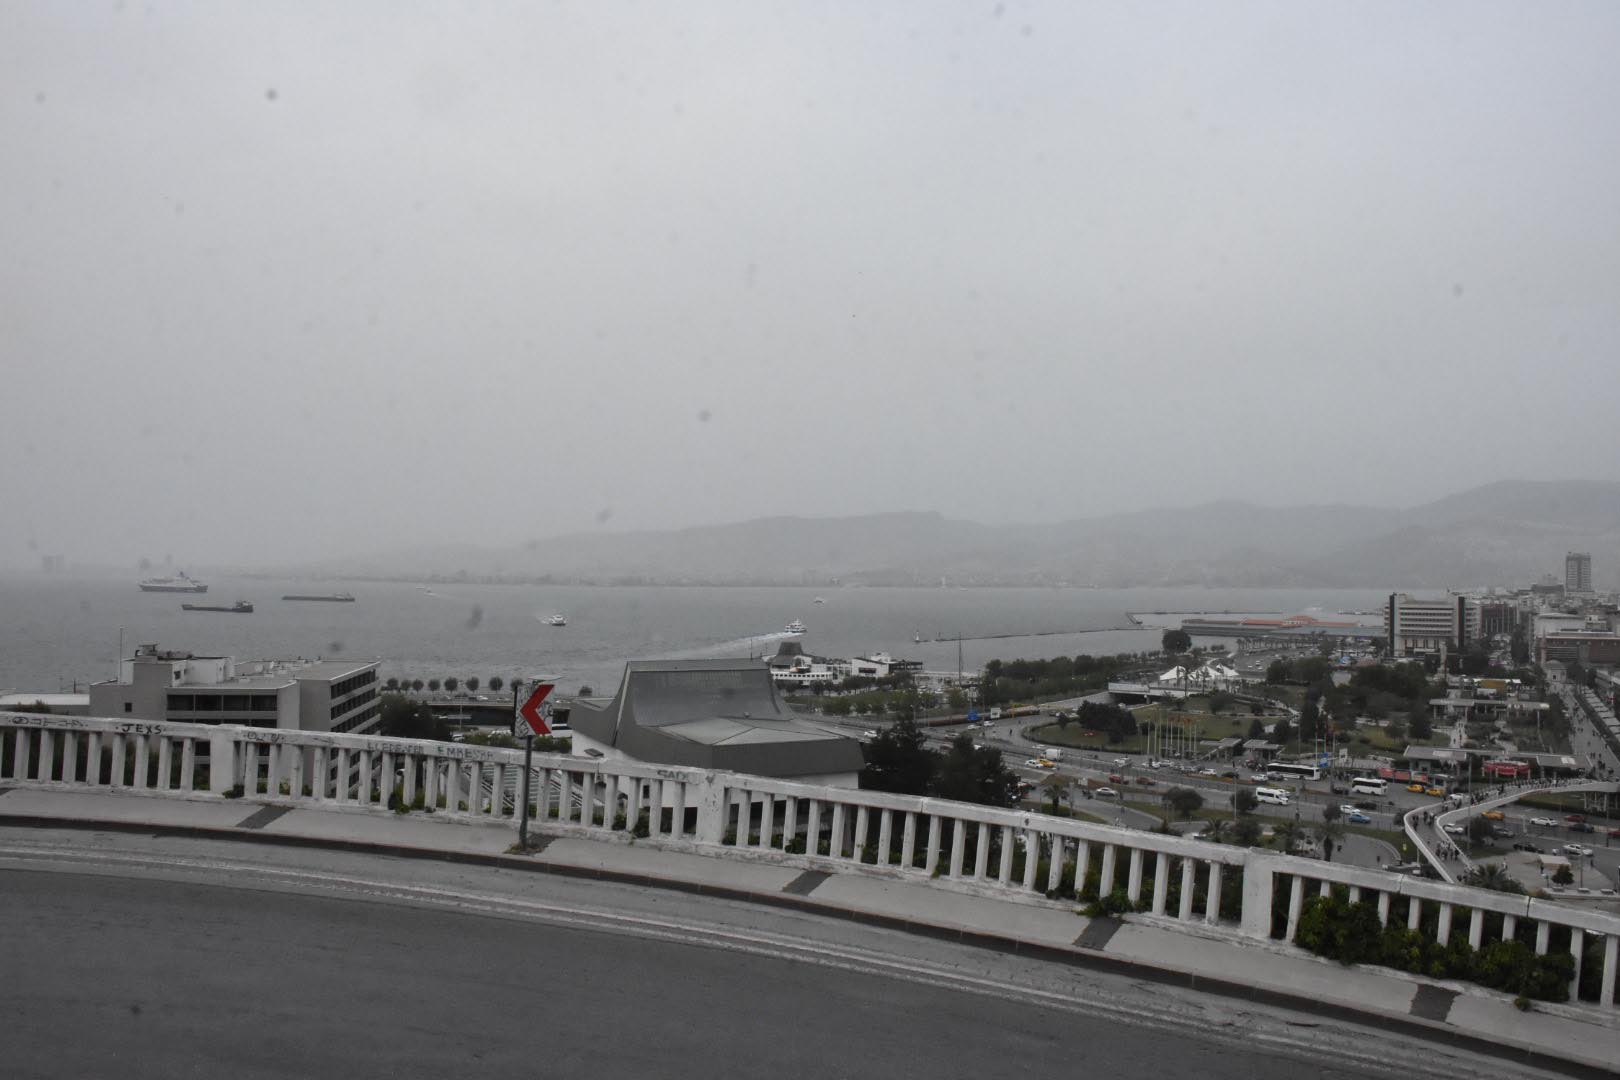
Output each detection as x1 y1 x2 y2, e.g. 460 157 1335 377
4 711 1618 1011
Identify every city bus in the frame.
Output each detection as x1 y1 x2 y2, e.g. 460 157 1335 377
1348 776 1387 796
1266 762 1321 782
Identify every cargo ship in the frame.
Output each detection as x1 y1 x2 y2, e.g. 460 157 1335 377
281 592 355 602
139 573 207 593
181 600 254 613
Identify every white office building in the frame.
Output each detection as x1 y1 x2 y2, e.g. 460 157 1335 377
1385 593 1476 657
89 644 381 734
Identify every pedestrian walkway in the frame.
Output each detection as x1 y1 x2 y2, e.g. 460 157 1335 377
1 784 1617 1075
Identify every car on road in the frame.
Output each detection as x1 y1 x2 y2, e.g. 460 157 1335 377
1095 786 1118 798
1338 804 1359 815
1111 757 1129 767
1563 844 1594 858
1491 825 1515 839
1513 841 1543 853
1609 828 1620 839
862 730 878 739
1481 810 1505 821
1424 786 1445 797
1345 811 1372 824
1569 822 1596 834
1025 758 1057 769
1530 817 1558 827
1442 823 1465 835
1108 773 1126 784
1565 814 1587 824
1134 776 1155 786
1407 782 1427 792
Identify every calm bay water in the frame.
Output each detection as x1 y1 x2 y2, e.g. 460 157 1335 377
0 574 1390 696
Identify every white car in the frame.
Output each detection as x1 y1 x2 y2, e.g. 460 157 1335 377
1199 768 1217 776
1564 844 1594 857
1094 786 1119 797
1339 804 1359 816
1024 758 1045 767
862 730 878 739
1442 823 1465 835
1529 817 1558 827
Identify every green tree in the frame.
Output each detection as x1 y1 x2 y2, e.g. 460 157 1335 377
1272 717 1293 745
376 693 448 741
1166 787 1205 820
411 679 424 692
1409 711 1433 741
384 676 400 691
932 734 1020 807
1467 816 1493 845
1208 691 1235 715
1552 864 1574 886
489 676 504 693
1510 630 1530 666
1246 717 1266 741
1161 628 1192 654
1265 659 1290 684
578 685 594 697
1272 821 1307 855
1039 773 1071 814
859 715 933 795
427 678 441 692
466 676 480 693
1231 818 1264 846
1317 805 1345 862
1234 788 1259 816
1461 864 1525 894
444 676 458 692
1299 695 1320 744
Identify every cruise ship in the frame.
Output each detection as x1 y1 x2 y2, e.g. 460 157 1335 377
138 573 207 594
784 619 806 635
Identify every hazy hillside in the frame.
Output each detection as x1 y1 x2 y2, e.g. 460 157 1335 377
285 480 1620 588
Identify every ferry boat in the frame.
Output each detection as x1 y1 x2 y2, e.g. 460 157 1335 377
784 619 806 635
813 597 826 604
282 592 355 602
546 614 568 626
181 600 253 614
139 573 207 593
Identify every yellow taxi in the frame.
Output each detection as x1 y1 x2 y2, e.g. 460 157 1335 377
1425 786 1445 797
1407 782 1426 793
1481 809 1505 821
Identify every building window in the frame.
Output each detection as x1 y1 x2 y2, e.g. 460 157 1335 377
167 695 192 711
124 702 132 713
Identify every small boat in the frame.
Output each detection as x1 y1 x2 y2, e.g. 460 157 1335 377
282 592 355 602
140 572 207 594
813 597 826 604
784 619 806 635
182 600 254 613
546 614 568 626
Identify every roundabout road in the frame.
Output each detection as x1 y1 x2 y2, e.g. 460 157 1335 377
0 827 1575 1080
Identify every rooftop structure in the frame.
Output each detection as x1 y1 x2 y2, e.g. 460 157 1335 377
88 643 380 734
568 659 864 784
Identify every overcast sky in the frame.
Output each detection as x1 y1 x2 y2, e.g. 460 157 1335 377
4 2 1618 568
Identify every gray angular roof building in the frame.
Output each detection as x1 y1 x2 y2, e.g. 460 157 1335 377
569 659 864 782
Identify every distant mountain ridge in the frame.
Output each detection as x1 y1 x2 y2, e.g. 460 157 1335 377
289 480 1620 589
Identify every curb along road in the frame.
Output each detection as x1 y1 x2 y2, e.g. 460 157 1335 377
0 808 1612 1080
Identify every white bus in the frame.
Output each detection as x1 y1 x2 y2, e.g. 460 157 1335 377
1349 777 1388 796
1266 762 1321 782
1255 787 1291 806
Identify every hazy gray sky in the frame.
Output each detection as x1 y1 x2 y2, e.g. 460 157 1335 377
4 2 1619 568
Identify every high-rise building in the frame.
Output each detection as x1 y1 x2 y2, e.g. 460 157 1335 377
1386 593 1475 656
1565 551 1593 594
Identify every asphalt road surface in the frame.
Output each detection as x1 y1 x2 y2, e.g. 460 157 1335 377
0 828 1571 1080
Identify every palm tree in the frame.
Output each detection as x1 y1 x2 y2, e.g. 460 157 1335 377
1461 864 1525 894
1272 820 1307 855
1315 819 1346 862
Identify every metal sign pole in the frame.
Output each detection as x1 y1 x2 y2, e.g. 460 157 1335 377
519 730 534 849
